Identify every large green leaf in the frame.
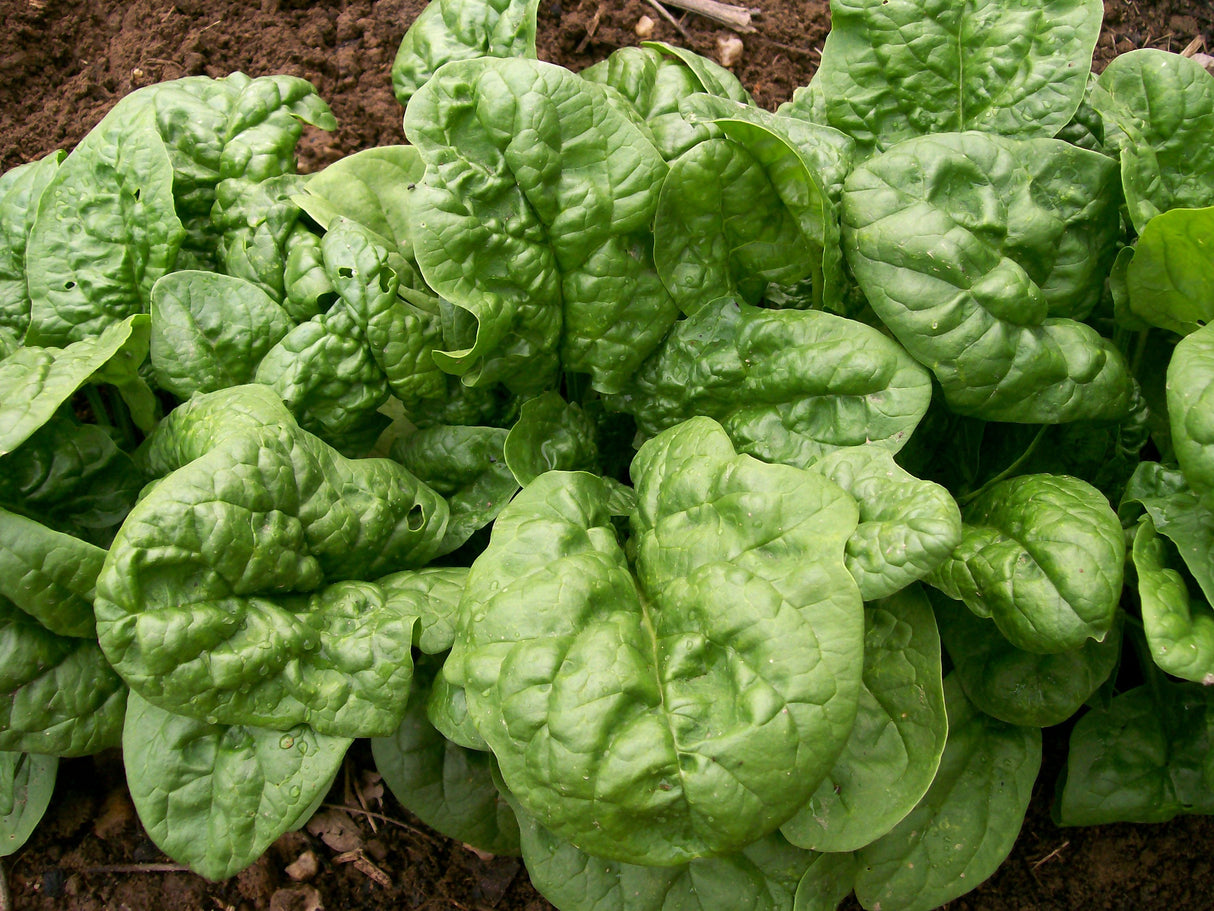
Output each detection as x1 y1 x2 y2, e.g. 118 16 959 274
843 131 1132 423
928 473 1124 654
124 692 349 880
617 297 932 470
94 386 449 737
797 0 1102 153
404 57 678 394
509 783 814 911
1091 49 1214 232
24 105 183 345
1058 678 1214 825
447 417 864 864
852 676 1041 911
781 587 947 853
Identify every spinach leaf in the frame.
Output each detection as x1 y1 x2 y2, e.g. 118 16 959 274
447 417 864 864
124 691 350 880
797 0 1102 153
842 131 1132 423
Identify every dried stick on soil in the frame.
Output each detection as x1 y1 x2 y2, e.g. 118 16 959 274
659 0 759 32
0 858 10 911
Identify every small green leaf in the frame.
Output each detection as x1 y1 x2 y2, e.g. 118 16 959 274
928 474 1124 654
150 271 293 398
1091 49 1214 232
1127 206 1214 337
503 392 599 486
0 751 57 857
124 692 350 880
372 658 520 857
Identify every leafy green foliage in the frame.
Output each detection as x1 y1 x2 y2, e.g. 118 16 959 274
3 0 1214 904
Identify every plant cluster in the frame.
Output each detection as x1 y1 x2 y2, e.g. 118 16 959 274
2 0 1214 908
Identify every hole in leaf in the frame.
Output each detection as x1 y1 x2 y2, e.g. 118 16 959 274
406 504 425 531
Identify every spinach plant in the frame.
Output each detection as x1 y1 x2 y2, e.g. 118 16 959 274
1 0 1213 907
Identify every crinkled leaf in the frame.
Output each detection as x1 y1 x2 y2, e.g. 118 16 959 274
0 599 126 756
678 96 856 310
405 57 678 394
1131 515 1214 684
1059 678 1214 825
254 301 391 456
813 448 961 601
319 218 446 407
1168 320 1214 504
393 424 518 557
617 297 932 469
212 173 307 303
391 0 541 108
852 676 1041 911
150 271 293 397
1123 461 1214 605
842 131 1132 423
803 0 1102 153
503 391 599 486
24 104 184 346
1127 206 1214 337
0 313 150 456
0 151 63 339
0 751 56 857
782 586 947 853
371 658 520 856
381 566 469 656
124 691 350 880
654 130 827 314
94 386 449 737
0 506 103 638
579 45 720 161
1091 49 1214 232
931 587 1122 727
0 416 144 544
448 417 863 864
928 473 1124 654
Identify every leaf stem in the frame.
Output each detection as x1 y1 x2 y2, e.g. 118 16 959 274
957 424 1048 506
83 385 111 428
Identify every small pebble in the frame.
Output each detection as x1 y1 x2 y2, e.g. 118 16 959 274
717 34 744 67
635 15 655 39
285 850 320 882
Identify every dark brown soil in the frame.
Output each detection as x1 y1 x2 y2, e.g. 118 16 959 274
3 1 1214 909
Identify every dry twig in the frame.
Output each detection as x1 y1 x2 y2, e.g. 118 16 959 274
660 0 759 32
0 859 10 911
1031 840 1070 869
